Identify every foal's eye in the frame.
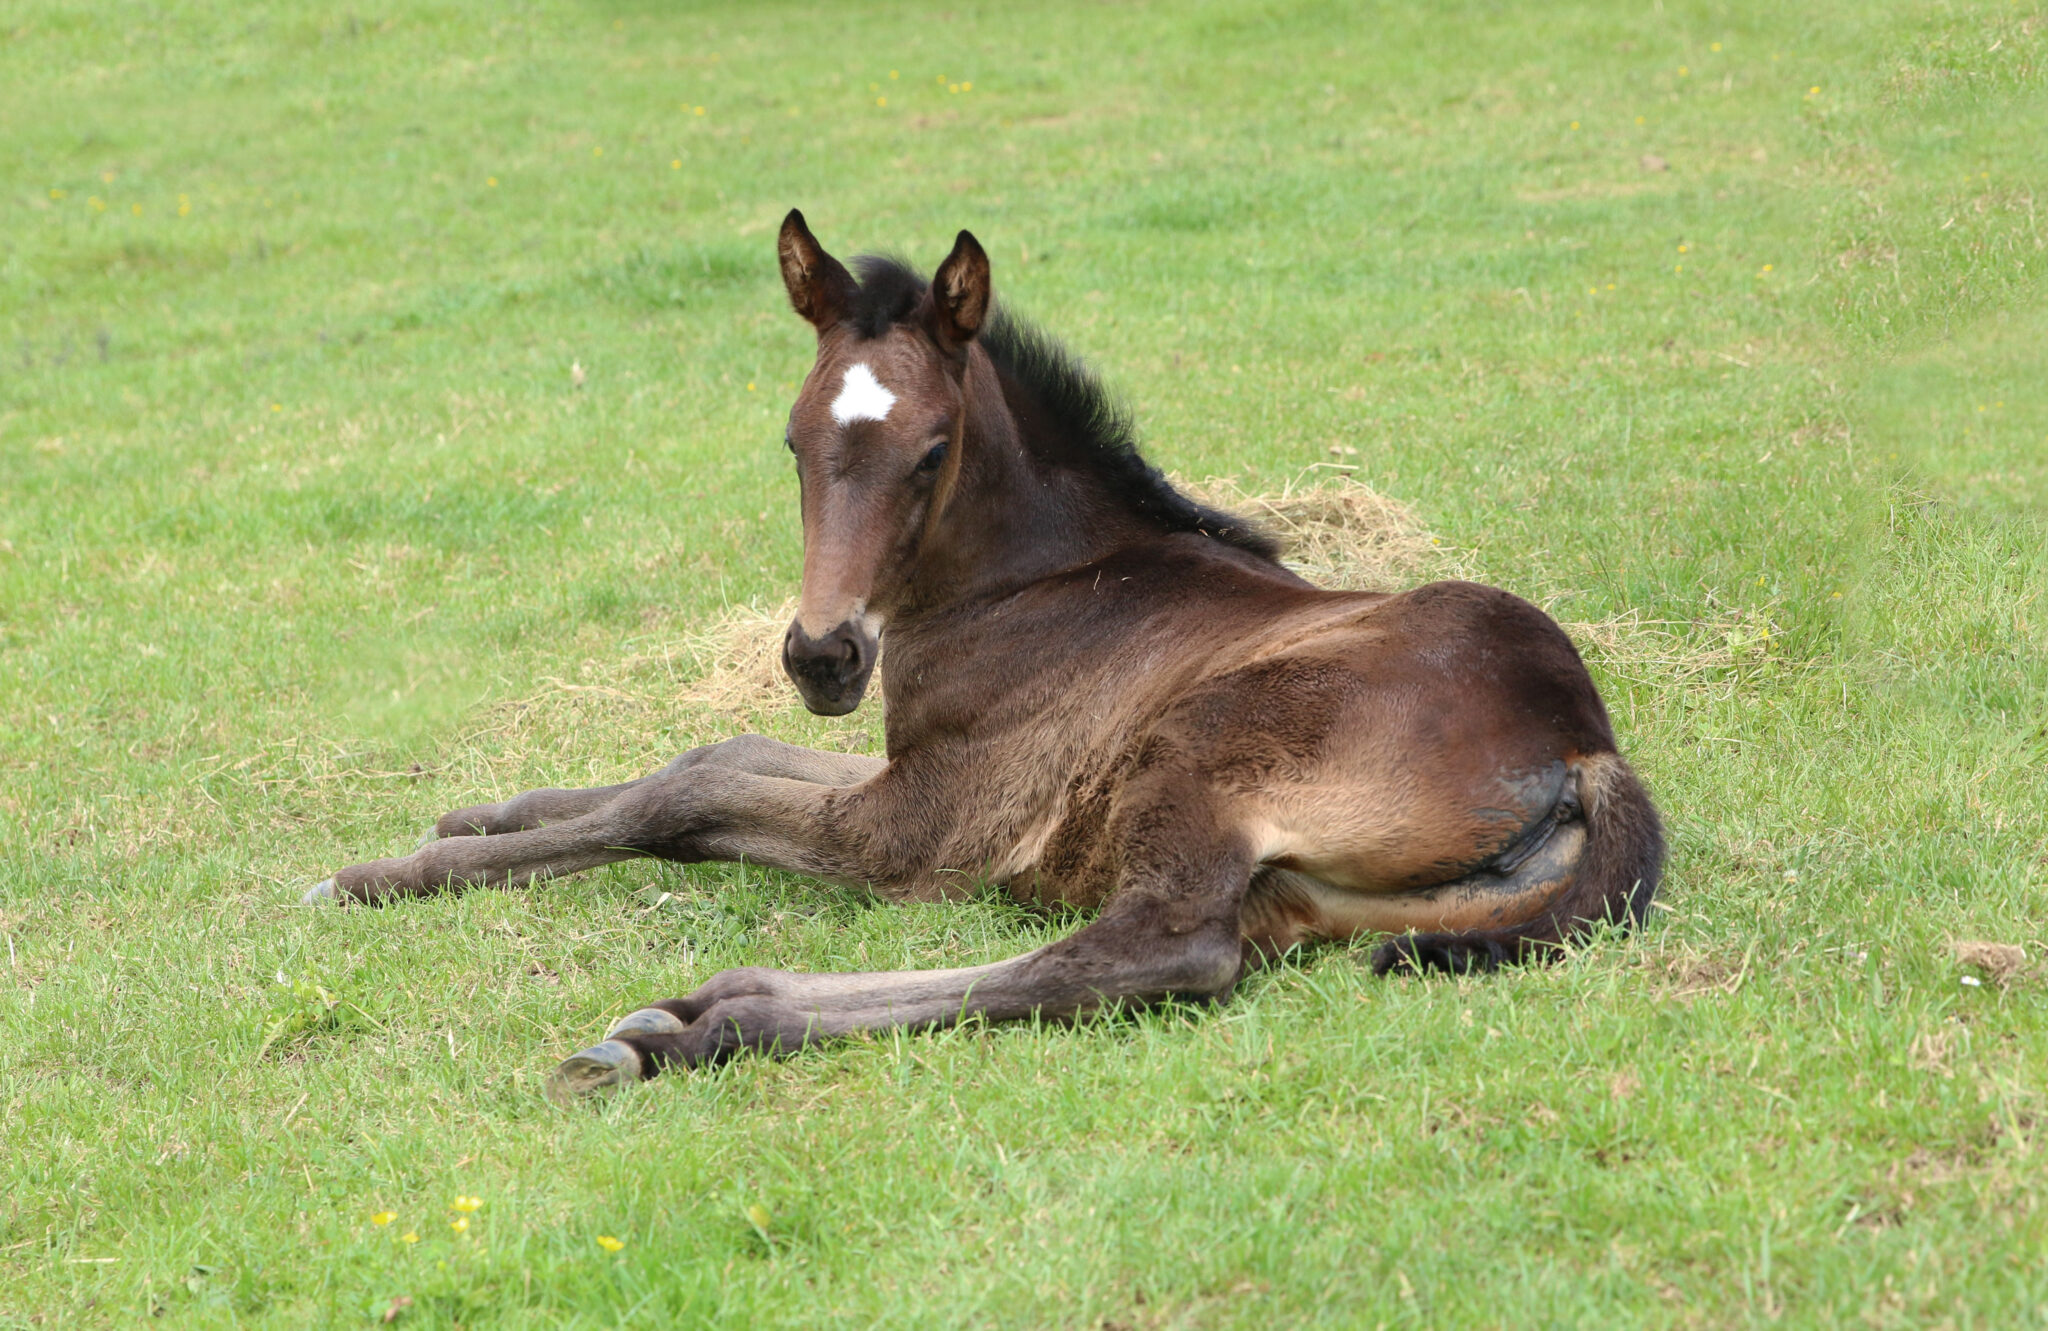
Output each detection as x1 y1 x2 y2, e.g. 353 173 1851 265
917 441 948 473
783 427 795 453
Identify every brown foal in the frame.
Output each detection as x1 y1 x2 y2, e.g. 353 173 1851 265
306 212 1664 1101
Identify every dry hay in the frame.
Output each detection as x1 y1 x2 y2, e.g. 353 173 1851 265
1185 474 1779 695
669 597 806 724
1178 471 1448 589
499 597 873 746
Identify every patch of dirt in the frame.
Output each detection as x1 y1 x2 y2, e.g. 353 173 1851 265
1515 178 1676 203
1649 947 1748 1002
1950 939 2027 983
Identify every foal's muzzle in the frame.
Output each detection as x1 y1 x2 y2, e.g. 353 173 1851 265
783 618 878 716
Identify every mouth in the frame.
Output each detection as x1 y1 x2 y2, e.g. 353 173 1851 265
794 683 866 717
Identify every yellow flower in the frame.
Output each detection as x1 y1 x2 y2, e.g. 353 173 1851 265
1711 42 1722 52
90 197 106 211
271 403 283 412
487 176 498 187
450 1217 469 1234
671 159 681 169
1678 66 1689 77
130 203 142 216
597 1235 625 1253
876 96 887 107
1674 264 1683 273
50 188 65 200
450 1195 482 1212
961 82 972 92
889 70 898 79
1635 115 1645 124
693 106 704 116
101 170 115 183
592 146 603 157
372 1212 397 1226
402 1232 420 1244
746 381 756 391
1677 244 1688 253
1569 121 1579 130
1761 264 1774 273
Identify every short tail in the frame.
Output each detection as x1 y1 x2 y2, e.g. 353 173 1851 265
1371 752 1664 976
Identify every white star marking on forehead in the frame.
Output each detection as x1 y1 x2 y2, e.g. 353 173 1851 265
830 362 897 426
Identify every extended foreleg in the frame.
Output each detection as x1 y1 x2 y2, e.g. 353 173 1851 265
549 779 1255 1098
307 757 900 905
426 736 885 840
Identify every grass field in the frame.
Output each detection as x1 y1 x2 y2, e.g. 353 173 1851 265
4 0 2046 1325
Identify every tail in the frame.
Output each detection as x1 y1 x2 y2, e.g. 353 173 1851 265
1370 752 1664 976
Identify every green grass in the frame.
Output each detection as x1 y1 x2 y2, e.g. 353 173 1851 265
3 0 2045 1325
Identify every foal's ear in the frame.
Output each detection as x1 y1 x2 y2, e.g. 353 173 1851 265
927 230 991 355
778 209 858 331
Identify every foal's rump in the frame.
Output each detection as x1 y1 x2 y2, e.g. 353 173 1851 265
1190 578 1663 969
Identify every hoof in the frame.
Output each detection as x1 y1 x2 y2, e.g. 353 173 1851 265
546 1040 643 1105
302 879 340 906
607 1008 686 1040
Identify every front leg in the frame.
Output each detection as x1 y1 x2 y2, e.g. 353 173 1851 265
306 757 910 905
427 736 886 839
548 772 1255 1098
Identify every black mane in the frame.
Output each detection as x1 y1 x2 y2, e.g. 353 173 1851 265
847 255 1280 561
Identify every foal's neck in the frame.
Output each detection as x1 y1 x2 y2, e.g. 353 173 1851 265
895 348 1161 619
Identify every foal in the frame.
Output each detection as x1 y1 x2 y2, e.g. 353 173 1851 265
307 212 1664 1100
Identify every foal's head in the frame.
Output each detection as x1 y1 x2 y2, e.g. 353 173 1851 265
773 209 991 716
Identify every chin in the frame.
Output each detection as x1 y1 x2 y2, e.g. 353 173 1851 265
800 690 865 717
